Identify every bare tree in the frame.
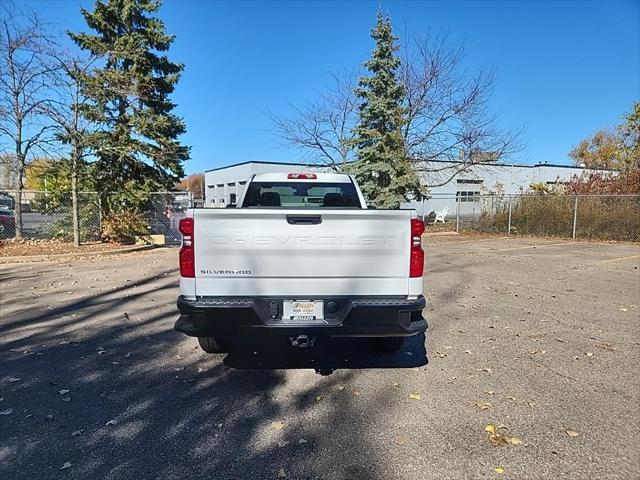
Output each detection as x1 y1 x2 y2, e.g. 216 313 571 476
0 6 57 238
400 32 520 187
270 71 359 170
271 32 521 188
43 51 96 246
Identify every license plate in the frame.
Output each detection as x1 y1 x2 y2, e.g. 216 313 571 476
283 300 324 322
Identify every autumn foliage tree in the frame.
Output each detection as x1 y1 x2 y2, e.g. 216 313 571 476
569 102 639 172
176 172 205 199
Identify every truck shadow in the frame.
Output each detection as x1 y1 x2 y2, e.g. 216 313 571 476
223 333 428 373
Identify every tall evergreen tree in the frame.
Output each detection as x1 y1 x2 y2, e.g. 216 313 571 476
69 0 189 210
352 12 423 208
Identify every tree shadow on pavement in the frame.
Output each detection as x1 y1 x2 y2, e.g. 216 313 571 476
1 257 429 480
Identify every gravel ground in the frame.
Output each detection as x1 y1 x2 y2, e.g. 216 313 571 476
1 236 639 480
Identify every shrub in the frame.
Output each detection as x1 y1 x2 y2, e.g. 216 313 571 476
472 194 640 241
101 211 149 244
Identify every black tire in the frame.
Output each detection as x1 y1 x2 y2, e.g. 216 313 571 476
197 337 229 354
372 337 405 353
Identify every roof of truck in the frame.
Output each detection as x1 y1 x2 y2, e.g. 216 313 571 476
251 172 353 183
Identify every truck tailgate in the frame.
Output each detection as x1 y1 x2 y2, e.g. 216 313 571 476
192 209 412 297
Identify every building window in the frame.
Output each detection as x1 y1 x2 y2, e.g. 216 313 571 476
457 179 483 185
229 193 236 204
456 191 480 203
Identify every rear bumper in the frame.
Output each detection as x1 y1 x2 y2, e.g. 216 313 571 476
175 295 427 338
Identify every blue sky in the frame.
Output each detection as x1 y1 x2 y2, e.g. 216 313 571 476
23 0 640 174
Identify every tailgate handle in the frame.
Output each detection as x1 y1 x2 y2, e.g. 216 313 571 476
286 215 322 225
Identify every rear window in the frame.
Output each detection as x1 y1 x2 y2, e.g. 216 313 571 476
242 182 361 208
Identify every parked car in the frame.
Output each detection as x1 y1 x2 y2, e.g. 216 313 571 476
0 208 16 239
174 172 427 354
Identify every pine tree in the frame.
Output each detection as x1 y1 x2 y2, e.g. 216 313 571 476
352 12 423 208
69 0 189 210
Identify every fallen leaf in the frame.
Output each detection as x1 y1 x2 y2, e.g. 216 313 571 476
0 408 13 415
566 430 579 437
277 468 287 478
484 424 496 434
507 396 516 401
409 393 422 400
315 396 322 402
106 419 117 426
8 377 20 383
489 433 511 447
298 438 308 444
473 401 492 410
392 382 400 387
495 467 504 474
277 440 289 448
484 390 495 396
434 351 447 358
61 462 72 470
585 352 594 358
337 385 345 391
597 343 616 352
464 350 472 354
394 436 407 445
271 421 285 431
352 389 360 397
58 389 70 396
71 430 83 437
61 397 71 402
480 368 493 373
620 307 628 312
510 437 523 445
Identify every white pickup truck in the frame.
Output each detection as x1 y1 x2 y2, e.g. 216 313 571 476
175 172 427 353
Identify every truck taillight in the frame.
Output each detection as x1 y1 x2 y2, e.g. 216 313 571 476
179 218 195 278
287 173 317 179
410 219 425 278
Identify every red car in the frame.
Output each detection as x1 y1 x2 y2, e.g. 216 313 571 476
0 209 16 239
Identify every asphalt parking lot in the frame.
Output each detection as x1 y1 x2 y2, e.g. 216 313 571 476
1 235 639 480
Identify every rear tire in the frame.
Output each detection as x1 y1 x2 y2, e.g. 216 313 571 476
197 337 229 354
372 337 405 353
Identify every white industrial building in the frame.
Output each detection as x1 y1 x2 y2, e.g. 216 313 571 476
204 160 605 216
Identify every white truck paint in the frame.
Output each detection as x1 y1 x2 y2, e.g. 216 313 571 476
175 173 427 354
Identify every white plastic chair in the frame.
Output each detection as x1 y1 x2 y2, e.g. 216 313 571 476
434 207 449 224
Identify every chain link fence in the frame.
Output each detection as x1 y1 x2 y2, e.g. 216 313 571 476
2 190 638 243
420 194 640 242
0 190 193 245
